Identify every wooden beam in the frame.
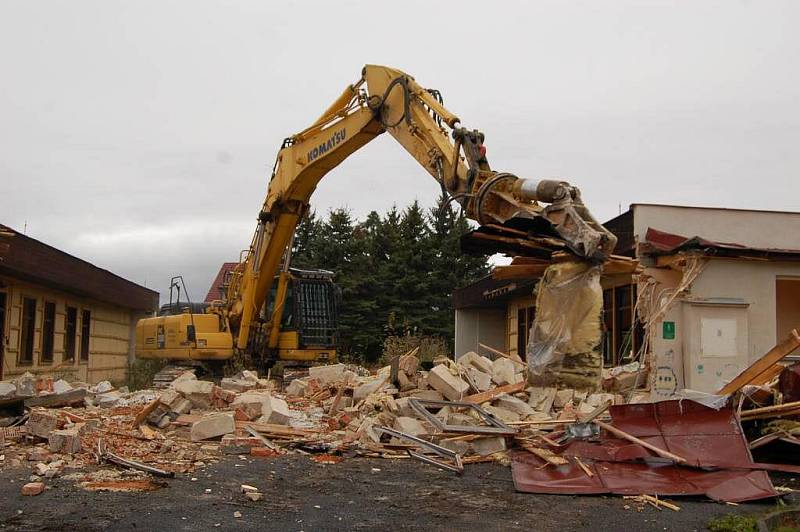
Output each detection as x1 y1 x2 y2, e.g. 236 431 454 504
463 381 526 404
492 264 549 280
717 329 800 395
595 420 687 464
479 343 526 366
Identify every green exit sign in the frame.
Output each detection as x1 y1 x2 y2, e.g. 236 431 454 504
663 321 676 340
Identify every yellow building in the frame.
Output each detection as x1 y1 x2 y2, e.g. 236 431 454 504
0 224 158 384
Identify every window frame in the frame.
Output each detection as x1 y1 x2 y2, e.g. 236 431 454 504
19 296 37 365
64 305 77 362
79 308 91 362
40 300 56 364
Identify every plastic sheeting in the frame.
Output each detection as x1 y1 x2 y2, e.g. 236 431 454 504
526 262 603 390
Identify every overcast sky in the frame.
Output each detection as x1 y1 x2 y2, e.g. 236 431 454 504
2 0 798 303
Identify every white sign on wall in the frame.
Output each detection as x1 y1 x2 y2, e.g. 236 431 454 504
700 317 738 358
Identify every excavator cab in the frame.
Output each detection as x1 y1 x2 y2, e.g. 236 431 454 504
263 268 339 364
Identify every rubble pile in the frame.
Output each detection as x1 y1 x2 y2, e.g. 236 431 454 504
2 326 800 506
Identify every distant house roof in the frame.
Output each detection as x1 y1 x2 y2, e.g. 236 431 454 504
641 227 800 260
0 224 158 311
204 262 239 303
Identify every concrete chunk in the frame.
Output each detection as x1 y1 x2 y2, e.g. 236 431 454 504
393 416 427 437
257 395 291 425
491 358 520 386
49 427 82 453
458 351 493 374
158 389 181 406
309 364 346 385
285 378 309 397
0 382 17 399
27 411 61 439
409 389 444 402
170 398 193 415
553 389 575 409
482 405 521 423
231 392 270 420
353 378 386 402
494 394 535 417
428 365 469 401
466 367 492 392
190 413 236 441
471 436 507 456
219 378 257 393
52 379 72 395
527 387 557 414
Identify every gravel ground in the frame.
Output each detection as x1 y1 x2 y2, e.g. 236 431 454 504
0 453 795 531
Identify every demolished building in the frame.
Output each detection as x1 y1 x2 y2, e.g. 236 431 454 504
455 203 800 396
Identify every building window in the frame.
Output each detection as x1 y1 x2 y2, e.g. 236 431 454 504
80 309 91 361
602 284 644 367
20 297 36 364
64 306 77 361
516 306 536 360
41 301 55 363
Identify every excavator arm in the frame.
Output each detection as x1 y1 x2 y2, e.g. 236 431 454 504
226 64 617 353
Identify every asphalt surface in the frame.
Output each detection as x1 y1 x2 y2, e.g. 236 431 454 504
0 453 794 531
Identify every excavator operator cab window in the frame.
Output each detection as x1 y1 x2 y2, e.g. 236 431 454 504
264 282 295 329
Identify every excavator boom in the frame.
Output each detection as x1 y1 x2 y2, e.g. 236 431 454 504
136 64 616 367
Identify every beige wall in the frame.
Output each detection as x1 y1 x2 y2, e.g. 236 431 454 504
632 204 800 250
1 276 135 384
690 260 800 362
646 260 800 395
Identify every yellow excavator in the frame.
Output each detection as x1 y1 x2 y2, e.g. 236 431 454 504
135 64 617 371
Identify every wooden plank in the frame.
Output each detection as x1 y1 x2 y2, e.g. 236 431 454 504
173 414 312 437
130 398 161 429
463 381 526 404
748 363 785 386
595 420 687 464
492 264 549 280
602 258 640 275
511 256 551 265
740 400 800 418
479 343 526 366
717 329 800 395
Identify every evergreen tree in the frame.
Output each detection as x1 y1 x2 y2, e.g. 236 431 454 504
394 200 434 333
291 210 321 269
288 200 489 363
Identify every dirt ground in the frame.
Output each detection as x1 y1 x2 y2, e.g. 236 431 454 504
1 454 795 531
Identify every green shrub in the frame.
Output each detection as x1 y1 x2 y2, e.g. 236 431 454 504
125 358 168 391
380 334 449 367
707 514 758 532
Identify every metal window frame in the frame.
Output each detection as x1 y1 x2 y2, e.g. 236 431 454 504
408 398 516 435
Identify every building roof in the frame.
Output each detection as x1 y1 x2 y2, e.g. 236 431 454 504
630 203 800 217
641 227 800 260
0 224 159 311
452 274 537 310
204 262 239 303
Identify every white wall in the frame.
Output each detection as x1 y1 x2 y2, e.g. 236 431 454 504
454 308 506 359
633 204 800 250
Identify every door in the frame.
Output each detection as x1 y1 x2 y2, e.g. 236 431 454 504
776 278 800 357
0 292 6 380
